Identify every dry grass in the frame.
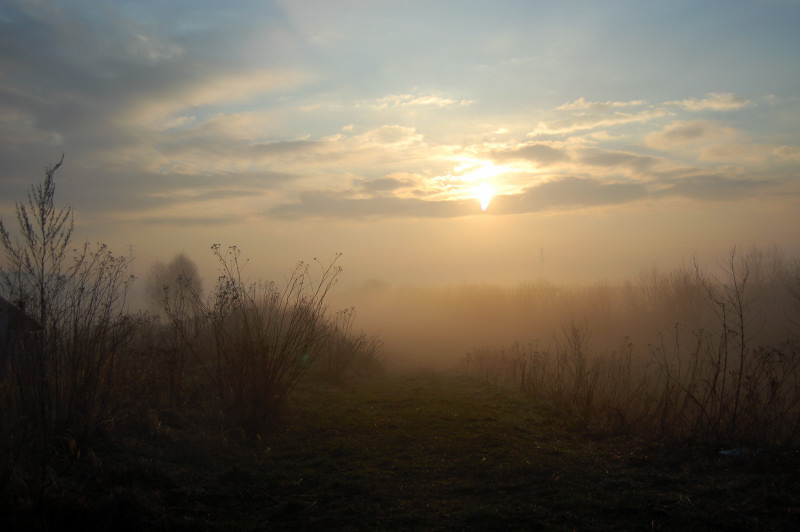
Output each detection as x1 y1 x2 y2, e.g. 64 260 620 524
463 249 800 447
2 372 797 531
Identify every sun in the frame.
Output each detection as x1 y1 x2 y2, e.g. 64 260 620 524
476 182 494 212
453 157 503 211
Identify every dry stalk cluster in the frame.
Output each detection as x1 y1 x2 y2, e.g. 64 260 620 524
1 157 135 495
465 250 800 447
1 159 383 502
195 245 340 432
317 307 383 383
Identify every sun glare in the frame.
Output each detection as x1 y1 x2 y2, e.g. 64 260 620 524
453 157 504 212
476 182 494 212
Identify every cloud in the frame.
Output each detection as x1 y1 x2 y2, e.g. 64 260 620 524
657 175 771 201
358 93 476 110
358 175 416 194
129 33 185 64
268 190 473 219
530 94 751 139
774 145 800 161
529 98 665 136
503 177 648 212
578 148 659 175
667 92 751 111
268 176 652 220
646 119 777 163
246 139 325 157
491 143 569 166
646 120 739 149
124 68 314 126
0 106 62 145
57 166 296 216
0 0 795 230
356 125 425 147
127 120 428 178
556 97 646 112
700 143 774 162
132 213 242 227
498 174 780 214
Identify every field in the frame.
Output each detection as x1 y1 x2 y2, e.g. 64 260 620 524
2 169 799 530
3 371 798 531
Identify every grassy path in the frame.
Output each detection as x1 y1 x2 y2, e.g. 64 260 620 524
5 372 798 530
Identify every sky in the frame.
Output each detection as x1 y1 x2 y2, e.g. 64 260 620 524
1 0 800 306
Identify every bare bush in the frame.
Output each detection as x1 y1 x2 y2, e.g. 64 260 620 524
187 245 341 433
314 307 383 382
0 157 135 492
551 320 598 422
650 249 800 445
462 247 800 447
461 346 517 389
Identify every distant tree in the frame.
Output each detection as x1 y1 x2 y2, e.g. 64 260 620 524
145 253 203 406
146 253 203 317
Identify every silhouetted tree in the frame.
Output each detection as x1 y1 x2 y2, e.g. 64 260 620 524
146 253 203 317
145 253 203 406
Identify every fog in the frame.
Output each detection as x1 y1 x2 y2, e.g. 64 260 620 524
330 245 799 372
120 241 799 373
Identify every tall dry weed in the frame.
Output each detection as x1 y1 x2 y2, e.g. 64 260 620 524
463 247 800 446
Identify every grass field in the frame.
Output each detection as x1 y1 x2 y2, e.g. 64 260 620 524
4 371 798 531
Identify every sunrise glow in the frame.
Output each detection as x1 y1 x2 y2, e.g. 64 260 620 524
0 1 797 290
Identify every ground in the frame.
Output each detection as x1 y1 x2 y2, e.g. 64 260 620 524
3 372 799 530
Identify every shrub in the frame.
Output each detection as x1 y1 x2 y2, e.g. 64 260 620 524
314 307 384 382
0 156 135 493
650 249 800 445
462 247 800 447
181 245 341 433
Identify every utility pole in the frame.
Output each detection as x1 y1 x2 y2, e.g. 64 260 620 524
126 244 136 313
127 244 136 276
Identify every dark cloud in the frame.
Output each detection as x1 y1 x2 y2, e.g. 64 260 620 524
0 2 298 180
247 140 325 157
493 177 648 214
155 137 324 163
0 5 182 127
268 172 780 221
53 166 293 215
492 144 569 166
659 121 714 142
134 213 242 227
646 120 733 148
0 5 198 189
359 177 413 193
268 191 473 219
578 148 658 174
194 171 788 222
268 177 649 220
657 175 772 201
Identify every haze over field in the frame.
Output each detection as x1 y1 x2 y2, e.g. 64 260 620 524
1 0 799 312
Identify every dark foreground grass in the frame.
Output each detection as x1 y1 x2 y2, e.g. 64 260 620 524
3 372 799 531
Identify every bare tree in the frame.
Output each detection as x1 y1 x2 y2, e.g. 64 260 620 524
146 253 203 317
144 253 203 405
